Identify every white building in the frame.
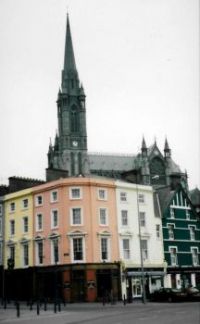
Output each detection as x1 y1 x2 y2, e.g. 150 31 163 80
115 181 166 299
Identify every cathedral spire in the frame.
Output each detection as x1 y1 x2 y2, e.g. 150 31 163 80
141 136 147 157
64 14 77 73
62 14 79 92
164 137 171 158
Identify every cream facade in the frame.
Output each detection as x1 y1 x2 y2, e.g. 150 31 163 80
115 181 166 299
4 188 33 269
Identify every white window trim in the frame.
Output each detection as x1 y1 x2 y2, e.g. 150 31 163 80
22 243 29 268
23 216 29 233
50 238 60 265
169 246 178 266
36 213 43 232
99 207 108 226
120 191 127 202
35 241 44 266
189 225 196 240
97 188 108 201
167 223 175 240
100 236 111 262
70 207 83 226
10 202 15 213
50 190 58 203
35 195 43 207
121 210 128 226
156 224 161 239
139 212 146 227
138 193 145 204
10 220 15 236
69 187 82 200
0 204 2 215
191 246 199 266
70 236 85 263
22 198 29 210
51 209 59 229
122 238 131 260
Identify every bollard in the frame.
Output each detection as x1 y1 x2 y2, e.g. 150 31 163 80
37 301 40 315
58 300 61 312
123 294 126 306
16 301 20 318
54 301 57 313
44 299 47 311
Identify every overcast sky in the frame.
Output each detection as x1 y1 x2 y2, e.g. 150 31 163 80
0 0 199 189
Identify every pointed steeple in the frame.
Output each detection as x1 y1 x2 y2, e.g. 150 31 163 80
141 136 147 157
62 14 79 92
64 14 77 74
164 137 171 158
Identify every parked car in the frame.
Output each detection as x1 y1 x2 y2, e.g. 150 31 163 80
150 288 187 302
185 287 200 301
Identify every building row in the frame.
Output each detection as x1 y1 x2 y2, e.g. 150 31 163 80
0 176 199 302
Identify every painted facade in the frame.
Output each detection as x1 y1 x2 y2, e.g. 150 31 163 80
32 176 120 302
116 181 165 300
158 185 200 289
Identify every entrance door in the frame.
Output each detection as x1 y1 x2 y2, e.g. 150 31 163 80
132 278 142 298
72 270 85 302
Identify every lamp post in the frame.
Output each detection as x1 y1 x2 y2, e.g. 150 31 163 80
135 178 146 304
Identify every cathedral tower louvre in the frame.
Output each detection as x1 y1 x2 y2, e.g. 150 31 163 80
46 15 89 181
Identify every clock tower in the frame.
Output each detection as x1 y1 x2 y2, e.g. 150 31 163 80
46 15 89 180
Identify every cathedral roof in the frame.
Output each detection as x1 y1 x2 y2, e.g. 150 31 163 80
88 153 136 172
190 187 200 206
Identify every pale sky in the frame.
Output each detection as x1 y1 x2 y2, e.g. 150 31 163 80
0 0 199 189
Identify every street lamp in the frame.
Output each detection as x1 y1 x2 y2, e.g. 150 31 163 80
135 179 146 304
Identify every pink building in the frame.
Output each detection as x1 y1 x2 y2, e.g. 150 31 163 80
32 176 120 302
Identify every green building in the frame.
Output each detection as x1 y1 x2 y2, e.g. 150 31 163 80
157 185 200 289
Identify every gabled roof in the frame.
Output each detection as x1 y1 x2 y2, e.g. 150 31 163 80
88 153 136 172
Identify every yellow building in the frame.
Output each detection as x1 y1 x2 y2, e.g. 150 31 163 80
4 188 33 269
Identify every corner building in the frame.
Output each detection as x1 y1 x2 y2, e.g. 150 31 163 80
32 177 120 302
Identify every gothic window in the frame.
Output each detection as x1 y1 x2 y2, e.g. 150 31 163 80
70 105 79 133
150 157 166 184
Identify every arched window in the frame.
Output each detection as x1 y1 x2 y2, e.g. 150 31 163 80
70 105 79 133
150 157 166 185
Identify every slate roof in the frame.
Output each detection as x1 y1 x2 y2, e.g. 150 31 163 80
190 188 200 206
88 153 136 172
156 186 175 213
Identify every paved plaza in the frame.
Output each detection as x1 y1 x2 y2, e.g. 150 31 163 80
0 301 199 324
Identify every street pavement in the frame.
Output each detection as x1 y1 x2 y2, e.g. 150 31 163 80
0 301 199 324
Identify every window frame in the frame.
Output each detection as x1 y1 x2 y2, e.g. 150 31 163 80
100 236 110 261
36 213 43 231
72 237 84 262
139 212 146 227
70 207 83 226
121 210 128 226
35 195 43 206
99 208 108 226
23 217 29 233
98 188 107 201
50 190 58 203
69 187 82 200
120 191 127 202
51 209 59 229
169 246 178 266
122 238 130 260
10 220 15 236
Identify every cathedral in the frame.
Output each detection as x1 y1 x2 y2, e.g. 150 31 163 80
46 15 188 191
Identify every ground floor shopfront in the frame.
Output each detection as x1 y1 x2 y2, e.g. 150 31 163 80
164 267 200 289
122 268 166 301
1 262 121 302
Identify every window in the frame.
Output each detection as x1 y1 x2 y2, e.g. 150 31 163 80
170 208 174 218
186 209 190 220
122 239 130 259
138 194 145 203
139 212 146 227
36 241 43 265
10 202 15 212
73 237 83 261
141 240 148 260
51 239 59 264
168 224 174 240
170 247 178 266
36 213 43 231
189 226 195 240
0 204 2 214
101 237 109 261
156 224 161 238
98 189 107 200
10 220 15 236
51 191 58 202
23 217 28 233
71 208 82 225
23 244 29 266
0 218 2 235
0 243 2 264
35 195 43 206
70 187 81 199
9 246 15 261
99 208 108 225
121 210 128 226
120 192 127 202
22 199 28 209
51 210 58 228
191 248 199 266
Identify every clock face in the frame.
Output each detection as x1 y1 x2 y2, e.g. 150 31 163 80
72 141 78 147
